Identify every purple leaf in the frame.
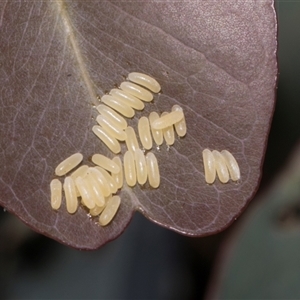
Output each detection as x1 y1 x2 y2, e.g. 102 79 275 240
0 1 277 249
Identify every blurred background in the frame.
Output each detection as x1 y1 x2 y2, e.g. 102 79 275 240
1 1 300 299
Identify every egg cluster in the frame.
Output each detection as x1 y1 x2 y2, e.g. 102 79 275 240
50 72 241 227
50 150 161 225
50 73 186 226
202 149 240 184
93 73 186 153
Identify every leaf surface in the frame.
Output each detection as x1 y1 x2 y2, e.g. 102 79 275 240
0 1 277 249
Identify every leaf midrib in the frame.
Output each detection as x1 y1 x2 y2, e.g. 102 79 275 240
55 0 97 105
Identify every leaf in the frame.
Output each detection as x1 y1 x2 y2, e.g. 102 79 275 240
0 1 277 249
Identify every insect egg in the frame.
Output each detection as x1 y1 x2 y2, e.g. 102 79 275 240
55 153 83 176
138 116 152 150
111 157 123 189
221 150 240 181
87 167 111 197
70 165 89 197
96 115 127 141
148 112 163 146
161 112 175 146
92 125 121 154
70 165 89 181
125 126 140 153
101 95 135 118
128 72 161 93
63 176 78 214
75 177 96 209
124 150 137 187
110 89 145 111
202 149 216 184
120 81 153 102
75 176 96 209
134 149 148 185
151 110 184 130
212 150 229 183
50 179 62 210
146 152 160 188
85 173 105 207
91 154 120 174
171 105 187 137
99 195 121 226
95 167 118 194
96 104 127 129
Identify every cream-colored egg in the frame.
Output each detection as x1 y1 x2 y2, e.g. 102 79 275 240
124 150 137 187
120 81 153 102
146 152 160 188
91 154 120 174
50 179 62 210
212 150 229 183
149 112 163 146
55 153 83 176
138 116 152 150
63 176 78 214
171 105 187 137
221 150 240 181
92 125 121 154
101 94 134 118
99 195 121 226
128 72 161 93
